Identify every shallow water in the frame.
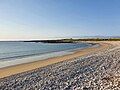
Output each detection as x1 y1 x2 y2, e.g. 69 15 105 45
0 41 92 68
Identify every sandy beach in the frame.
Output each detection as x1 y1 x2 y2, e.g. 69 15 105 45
0 41 120 90
0 42 109 78
1 0 120 89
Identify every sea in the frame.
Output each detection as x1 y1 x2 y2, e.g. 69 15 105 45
0 41 93 68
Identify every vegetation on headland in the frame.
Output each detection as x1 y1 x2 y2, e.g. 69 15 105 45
74 38 120 41
24 38 120 43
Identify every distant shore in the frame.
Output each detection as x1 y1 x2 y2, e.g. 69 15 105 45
0 41 110 78
23 38 120 43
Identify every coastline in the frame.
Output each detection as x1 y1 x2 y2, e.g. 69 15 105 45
0 42 92 69
0 41 110 78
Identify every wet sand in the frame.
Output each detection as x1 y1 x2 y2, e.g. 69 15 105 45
0 42 110 78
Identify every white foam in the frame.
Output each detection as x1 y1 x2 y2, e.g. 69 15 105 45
0 51 74 68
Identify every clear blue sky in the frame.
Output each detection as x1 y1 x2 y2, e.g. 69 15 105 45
0 0 120 40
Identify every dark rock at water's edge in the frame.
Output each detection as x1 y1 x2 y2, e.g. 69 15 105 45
23 39 75 43
23 38 120 44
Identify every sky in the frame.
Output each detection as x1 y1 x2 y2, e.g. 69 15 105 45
0 0 120 40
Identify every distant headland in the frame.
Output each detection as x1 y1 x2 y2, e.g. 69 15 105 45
23 38 120 43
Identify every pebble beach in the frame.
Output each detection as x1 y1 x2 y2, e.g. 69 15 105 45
0 41 120 90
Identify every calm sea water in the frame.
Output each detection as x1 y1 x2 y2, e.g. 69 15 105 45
0 42 92 68
0 42 91 61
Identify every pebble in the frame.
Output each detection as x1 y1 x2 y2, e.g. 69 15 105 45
0 44 120 90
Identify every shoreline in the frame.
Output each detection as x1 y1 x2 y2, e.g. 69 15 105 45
0 42 92 69
0 42 110 78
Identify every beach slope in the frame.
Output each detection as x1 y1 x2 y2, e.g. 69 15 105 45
1 41 120 89
0 42 108 78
